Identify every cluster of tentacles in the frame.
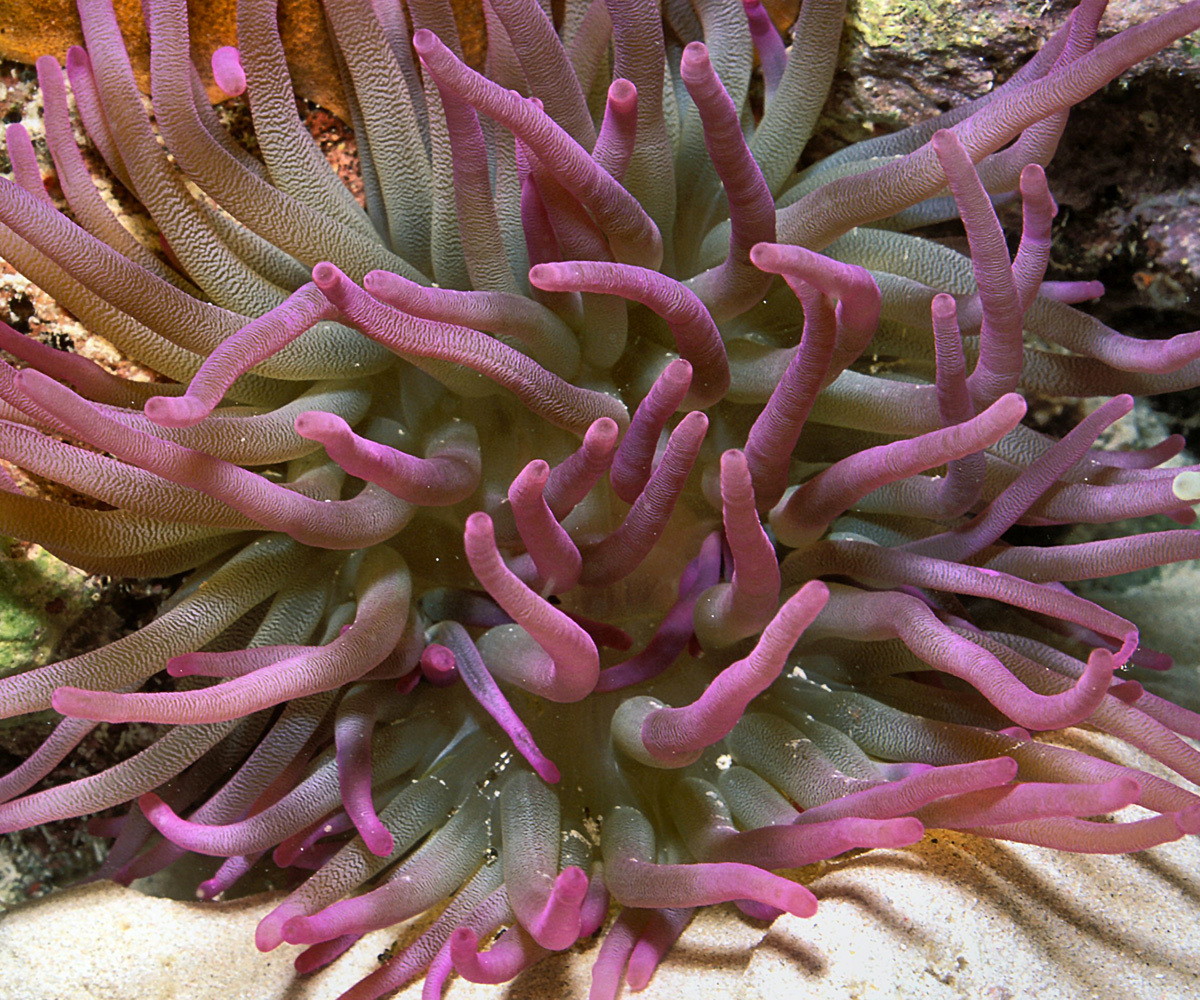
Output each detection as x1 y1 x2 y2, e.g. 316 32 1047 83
2 0 1200 997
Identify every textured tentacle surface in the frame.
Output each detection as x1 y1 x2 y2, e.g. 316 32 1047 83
1 2 1199 998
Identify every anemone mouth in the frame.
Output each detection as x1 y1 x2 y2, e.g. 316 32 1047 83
1 0 1200 998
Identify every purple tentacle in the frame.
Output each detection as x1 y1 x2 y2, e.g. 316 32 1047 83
15 369 414 550
771 393 1026 549
464 511 599 702
679 41 775 320
508 459 583 593
530 262 730 407
595 531 722 692
743 277 837 510
610 358 693 503
295 413 481 506
53 547 410 724
905 394 1134 561
741 0 786 99
430 621 561 782
695 449 781 646
619 581 829 767
592 78 638 181
318 263 631 435
579 410 708 587
412 28 662 269
750 242 882 383
145 284 338 428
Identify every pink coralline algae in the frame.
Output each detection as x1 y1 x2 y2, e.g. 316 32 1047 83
2 0 1200 997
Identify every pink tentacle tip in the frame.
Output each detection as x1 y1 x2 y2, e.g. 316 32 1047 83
136 792 174 832
211 46 246 97
1108 680 1144 703
352 811 394 858
165 652 202 677
1030 646 1117 730
449 923 545 985
768 876 818 919
311 260 346 295
420 643 459 686
608 78 637 112
143 393 208 429
448 928 491 983
465 510 599 702
255 904 297 953
1176 804 1200 835
196 878 223 901
529 866 590 950
50 685 105 721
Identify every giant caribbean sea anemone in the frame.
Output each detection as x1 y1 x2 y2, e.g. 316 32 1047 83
1 0 1200 996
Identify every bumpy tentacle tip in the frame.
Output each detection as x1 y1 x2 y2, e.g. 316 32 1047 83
624 955 655 992
361 269 416 303
591 417 620 440
64 44 93 79
527 262 582 291
411 28 440 58
465 510 496 549
974 756 1020 785
1081 646 1120 699
931 292 958 323
280 915 318 946
164 652 211 678
1018 162 1054 209
211 46 246 97
530 756 562 785
1110 775 1144 809
773 880 818 919
34 54 62 81
294 409 349 443
930 127 961 161
196 878 222 901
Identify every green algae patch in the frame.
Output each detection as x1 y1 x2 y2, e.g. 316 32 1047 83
0 538 99 681
846 0 1044 53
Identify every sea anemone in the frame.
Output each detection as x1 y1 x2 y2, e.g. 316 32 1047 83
2 0 1200 996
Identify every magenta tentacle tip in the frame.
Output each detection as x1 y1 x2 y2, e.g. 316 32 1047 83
211 46 246 97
